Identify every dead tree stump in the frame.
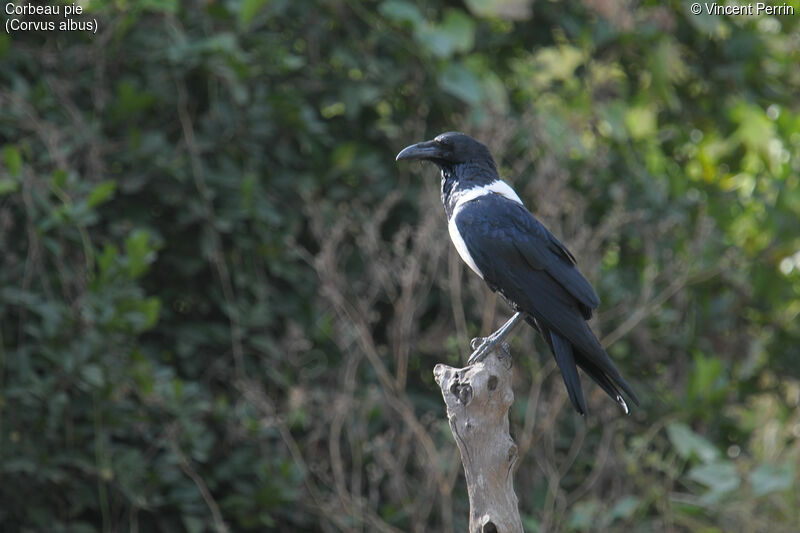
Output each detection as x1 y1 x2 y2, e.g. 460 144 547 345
433 342 523 533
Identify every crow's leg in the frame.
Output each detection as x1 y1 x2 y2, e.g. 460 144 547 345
467 312 523 365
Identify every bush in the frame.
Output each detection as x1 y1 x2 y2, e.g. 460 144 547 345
1 1 798 531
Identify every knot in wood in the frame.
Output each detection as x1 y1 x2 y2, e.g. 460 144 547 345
450 381 473 405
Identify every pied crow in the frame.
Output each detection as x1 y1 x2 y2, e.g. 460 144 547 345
396 131 639 415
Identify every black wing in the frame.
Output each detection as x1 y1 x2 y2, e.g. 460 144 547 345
453 194 638 412
454 194 599 317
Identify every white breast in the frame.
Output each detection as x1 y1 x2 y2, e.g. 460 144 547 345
448 216 484 278
447 180 524 279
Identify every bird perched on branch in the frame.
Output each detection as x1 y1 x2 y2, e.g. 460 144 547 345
396 132 638 415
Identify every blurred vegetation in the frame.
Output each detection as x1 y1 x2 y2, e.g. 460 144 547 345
1 0 799 531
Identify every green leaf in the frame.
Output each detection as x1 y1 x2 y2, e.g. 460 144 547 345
320 101 345 119
3 145 22 176
464 0 533 20
0 32 9 58
531 46 584 87
87 181 117 208
138 297 161 331
0 178 18 195
481 70 509 113
625 105 657 141
567 500 599 531
688 461 740 503
113 81 156 120
749 463 794 496
732 102 776 156
81 364 105 388
603 496 640 524
97 244 118 277
440 9 476 54
282 54 305 71
666 422 719 463
125 229 156 278
331 142 357 171
130 350 155 396
438 63 483 105
688 351 727 404
379 0 423 27
51 169 68 189
240 0 269 27
416 9 476 58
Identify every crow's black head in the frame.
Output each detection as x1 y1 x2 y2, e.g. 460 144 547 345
396 132 495 169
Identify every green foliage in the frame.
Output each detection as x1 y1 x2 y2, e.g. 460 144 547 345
1 0 799 531
667 422 720 463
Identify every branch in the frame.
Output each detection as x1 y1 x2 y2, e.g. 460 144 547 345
434 343 523 533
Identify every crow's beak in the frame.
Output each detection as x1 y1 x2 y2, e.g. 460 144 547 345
396 140 440 161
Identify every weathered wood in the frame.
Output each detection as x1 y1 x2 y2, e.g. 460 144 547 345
433 342 523 533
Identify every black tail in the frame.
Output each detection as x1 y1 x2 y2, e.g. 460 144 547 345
549 330 588 415
535 320 638 415
576 351 640 414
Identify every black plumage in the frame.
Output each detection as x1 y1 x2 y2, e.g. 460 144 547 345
396 132 639 415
